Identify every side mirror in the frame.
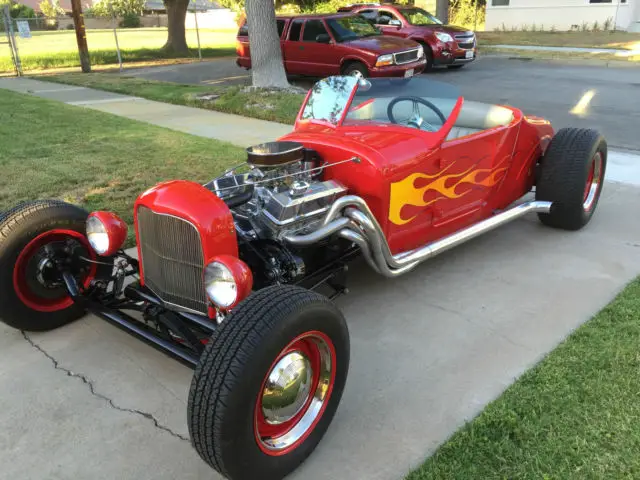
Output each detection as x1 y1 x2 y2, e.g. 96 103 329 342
316 34 331 43
388 19 402 27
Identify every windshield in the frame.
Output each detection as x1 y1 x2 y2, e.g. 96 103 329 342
400 7 443 26
326 15 381 42
298 76 462 133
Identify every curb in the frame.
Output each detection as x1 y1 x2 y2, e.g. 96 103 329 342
480 53 640 68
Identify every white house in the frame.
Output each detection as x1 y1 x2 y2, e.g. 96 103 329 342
485 0 640 32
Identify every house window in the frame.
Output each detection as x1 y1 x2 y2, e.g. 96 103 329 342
491 0 509 6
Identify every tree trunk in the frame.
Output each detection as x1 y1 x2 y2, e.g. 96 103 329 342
245 0 289 89
436 0 449 24
162 0 189 55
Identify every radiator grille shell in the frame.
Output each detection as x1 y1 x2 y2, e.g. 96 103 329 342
394 48 421 65
137 206 208 314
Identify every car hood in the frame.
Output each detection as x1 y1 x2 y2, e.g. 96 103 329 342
343 35 419 54
413 24 473 35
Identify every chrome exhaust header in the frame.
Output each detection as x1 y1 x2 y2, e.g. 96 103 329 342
284 195 552 278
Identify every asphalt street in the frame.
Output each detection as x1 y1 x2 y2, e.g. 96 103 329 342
122 55 640 152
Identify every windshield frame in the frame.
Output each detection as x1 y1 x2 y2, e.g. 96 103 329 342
326 15 382 42
295 76 464 141
397 7 443 26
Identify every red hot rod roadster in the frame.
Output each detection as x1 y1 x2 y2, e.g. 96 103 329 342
0 76 606 480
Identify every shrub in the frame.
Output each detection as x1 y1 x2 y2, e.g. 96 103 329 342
276 3 301 14
10 3 36 18
449 0 486 30
119 12 141 28
39 0 65 18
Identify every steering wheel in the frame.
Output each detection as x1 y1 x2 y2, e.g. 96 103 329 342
386 96 447 132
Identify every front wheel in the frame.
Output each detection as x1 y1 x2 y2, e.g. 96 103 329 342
187 285 350 480
342 61 368 79
536 128 607 230
0 200 106 331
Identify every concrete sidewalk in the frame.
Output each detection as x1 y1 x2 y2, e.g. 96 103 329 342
0 77 291 148
494 44 640 56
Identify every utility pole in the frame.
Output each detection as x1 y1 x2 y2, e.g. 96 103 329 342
70 0 91 72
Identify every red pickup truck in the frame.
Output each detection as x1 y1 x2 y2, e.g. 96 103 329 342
236 13 427 79
338 3 478 70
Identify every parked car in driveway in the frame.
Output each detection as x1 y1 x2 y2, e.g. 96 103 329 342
236 13 427 79
338 3 478 70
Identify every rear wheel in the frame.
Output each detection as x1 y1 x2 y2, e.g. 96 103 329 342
342 61 368 79
0 200 106 331
535 128 607 230
187 285 350 480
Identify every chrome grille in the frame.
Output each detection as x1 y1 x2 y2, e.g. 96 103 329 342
137 206 208 314
455 32 476 49
394 48 420 65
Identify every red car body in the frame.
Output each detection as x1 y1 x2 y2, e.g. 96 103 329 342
339 3 478 69
236 13 427 78
278 76 552 254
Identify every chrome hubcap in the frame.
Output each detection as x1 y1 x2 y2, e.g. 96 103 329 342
583 151 603 212
255 333 334 453
261 351 312 425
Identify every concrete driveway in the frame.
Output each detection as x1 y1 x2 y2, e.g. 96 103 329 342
121 55 640 152
2 177 640 480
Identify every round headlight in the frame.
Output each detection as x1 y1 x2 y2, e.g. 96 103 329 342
86 215 110 255
204 255 253 310
204 261 238 308
86 211 128 256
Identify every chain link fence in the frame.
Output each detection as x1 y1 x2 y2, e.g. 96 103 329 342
1 5 238 75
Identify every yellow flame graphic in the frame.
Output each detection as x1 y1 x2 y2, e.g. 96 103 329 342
389 159 508 226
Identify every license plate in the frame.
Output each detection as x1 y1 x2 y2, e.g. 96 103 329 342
404 68 414 78
465 50 474 59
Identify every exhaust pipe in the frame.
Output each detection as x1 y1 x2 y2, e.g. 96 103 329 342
285 195 552 278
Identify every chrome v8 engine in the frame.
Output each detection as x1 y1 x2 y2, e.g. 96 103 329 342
206 141 346 241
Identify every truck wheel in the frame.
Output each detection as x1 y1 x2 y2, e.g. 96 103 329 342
188 285 350 480
418 42 433 71
342 61 368 79
0 200 103 331
536 128 607 230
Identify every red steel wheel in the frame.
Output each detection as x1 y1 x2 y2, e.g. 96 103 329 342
254 331 336 456
582 151 604 213
536 127 607 230
0 200 112 332
13 229 97 313
188 285 350 480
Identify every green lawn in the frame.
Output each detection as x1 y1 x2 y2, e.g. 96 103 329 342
0 88 244 244
2 28 237 73
408 277 640 479
45 73 305 124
